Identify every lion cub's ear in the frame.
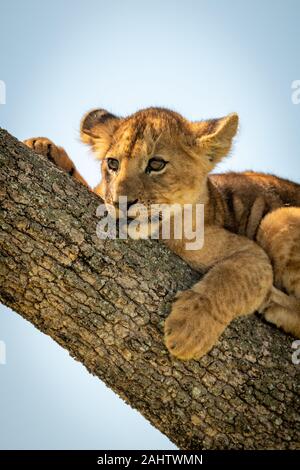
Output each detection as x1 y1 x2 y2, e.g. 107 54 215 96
192 113 239 166
80 109 120 159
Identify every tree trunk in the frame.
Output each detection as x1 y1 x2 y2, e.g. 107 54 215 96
0 128 299 450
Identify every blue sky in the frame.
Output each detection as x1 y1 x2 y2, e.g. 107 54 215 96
0 0 299 449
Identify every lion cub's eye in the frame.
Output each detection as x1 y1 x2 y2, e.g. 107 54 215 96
146 158 167 174
107 158 119 172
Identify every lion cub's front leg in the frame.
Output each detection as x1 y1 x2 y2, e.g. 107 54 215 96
23 137 88 187
165 289 228 360
164 228 273 360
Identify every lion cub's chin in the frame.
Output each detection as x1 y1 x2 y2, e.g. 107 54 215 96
120 218 161 240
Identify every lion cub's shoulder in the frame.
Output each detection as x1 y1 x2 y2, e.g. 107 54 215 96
210 171 300 206
208 171 300 237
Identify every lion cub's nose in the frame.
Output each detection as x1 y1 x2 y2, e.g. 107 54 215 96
113 199 138 210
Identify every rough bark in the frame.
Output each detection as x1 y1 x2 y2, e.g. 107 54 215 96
0 128 299 450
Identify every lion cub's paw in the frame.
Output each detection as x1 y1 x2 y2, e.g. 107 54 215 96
23 137 75 175
164 289 227 360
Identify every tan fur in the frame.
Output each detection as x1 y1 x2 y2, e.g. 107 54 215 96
23 137 89 187
24 107 300 360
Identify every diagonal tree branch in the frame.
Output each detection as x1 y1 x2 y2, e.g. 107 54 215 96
0 128 299 449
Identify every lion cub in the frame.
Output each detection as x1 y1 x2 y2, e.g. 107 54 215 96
24 107 300 360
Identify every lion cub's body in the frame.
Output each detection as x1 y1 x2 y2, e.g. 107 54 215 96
208 171 300 238
24 107 300 360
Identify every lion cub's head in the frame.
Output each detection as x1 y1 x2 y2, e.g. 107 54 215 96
81 107 238 216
